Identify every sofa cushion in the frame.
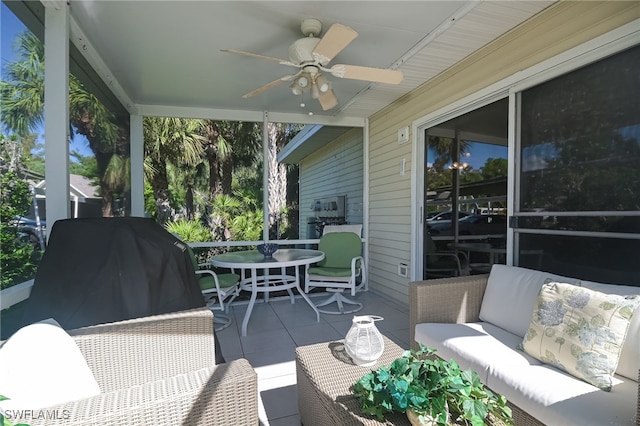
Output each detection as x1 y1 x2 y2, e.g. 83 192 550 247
479 265 580 338
414 321 542 383
520 282 639 391
487 363 637 426
580 280 640 381
0 318 101 410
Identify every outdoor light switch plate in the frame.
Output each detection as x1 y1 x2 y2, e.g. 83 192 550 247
398 126 409 144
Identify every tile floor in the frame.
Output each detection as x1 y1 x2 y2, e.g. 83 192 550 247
215 290 410 426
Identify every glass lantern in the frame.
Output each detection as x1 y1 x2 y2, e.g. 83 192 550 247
344 315 385 366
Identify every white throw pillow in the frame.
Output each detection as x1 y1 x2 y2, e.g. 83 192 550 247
581 280 640 381
479 265 580 338
0 318 101 411
519 282 640 391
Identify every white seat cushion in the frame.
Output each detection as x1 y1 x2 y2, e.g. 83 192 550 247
479 264 580 338
414 322 541 383
0 318 101 411
488 363 637 426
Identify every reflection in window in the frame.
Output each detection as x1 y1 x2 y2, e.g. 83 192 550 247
519 233 639 286
426 137 508 218
520 45 640 212
516 45 640 285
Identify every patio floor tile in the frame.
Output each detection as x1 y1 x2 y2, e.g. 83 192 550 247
221 289 408 425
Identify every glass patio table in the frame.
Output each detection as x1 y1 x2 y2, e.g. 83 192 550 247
210 248 324 336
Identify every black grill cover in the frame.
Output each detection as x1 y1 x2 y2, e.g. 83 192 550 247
22 217 205 329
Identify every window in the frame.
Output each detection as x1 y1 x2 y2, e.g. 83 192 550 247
516 45 640 285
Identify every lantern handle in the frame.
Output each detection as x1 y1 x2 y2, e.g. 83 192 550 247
368 315 384 322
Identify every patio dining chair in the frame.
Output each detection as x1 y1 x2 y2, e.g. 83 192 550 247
425 233 469 278
304 225 366 314
184 244 240 331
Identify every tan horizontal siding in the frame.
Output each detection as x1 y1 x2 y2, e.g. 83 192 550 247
299 128 364 237
366 1 639 305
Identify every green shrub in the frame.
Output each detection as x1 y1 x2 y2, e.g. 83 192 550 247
165 219 210 242
0 171 37 290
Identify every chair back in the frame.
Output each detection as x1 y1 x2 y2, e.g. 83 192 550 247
323 224 362 237
185 245 200 271
317 232 362 268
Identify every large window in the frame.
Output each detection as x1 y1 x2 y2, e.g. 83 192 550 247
516 45 640 285
424 99 508 276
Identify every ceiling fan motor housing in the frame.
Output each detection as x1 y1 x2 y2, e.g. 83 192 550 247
289 37 321 65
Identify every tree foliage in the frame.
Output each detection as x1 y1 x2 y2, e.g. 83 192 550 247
0 135 38 289
1 31 128 217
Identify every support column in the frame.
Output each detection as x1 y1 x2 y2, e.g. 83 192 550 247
262 112 269 241
44 2 70 239
130 114 145 217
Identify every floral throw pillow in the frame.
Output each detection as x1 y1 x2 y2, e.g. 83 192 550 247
519 281 640 391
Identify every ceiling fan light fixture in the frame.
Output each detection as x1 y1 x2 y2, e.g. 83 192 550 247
297 75 309 88
291 84 303 95
315 74 331 93
310 83 321 99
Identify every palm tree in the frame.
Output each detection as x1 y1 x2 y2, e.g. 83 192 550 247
1 31 127 216
143 117 204 224
267 122 301 238
200 120 261 198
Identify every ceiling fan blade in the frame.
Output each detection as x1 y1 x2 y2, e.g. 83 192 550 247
312 23 358 64
242 72 302 98
221 49 298 67
242 78 287 98
330 64 404 84
318 89 338 111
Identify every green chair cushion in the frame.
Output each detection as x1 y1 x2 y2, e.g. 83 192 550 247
308 266 352 277
317 232 362 269
186 244 201 270
199 273 240 291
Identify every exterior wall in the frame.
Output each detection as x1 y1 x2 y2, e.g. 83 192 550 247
299 128 364 238
366 1 640 304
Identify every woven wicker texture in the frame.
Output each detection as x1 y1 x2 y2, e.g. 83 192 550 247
13 308 258 426
409 275 640 426
296 336 410 425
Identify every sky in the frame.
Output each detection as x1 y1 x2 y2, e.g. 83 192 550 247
427 141 507 170
1 3 93 160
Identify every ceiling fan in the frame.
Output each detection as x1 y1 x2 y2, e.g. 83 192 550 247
222 18 404 111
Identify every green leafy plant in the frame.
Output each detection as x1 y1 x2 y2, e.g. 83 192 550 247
0 395 29 426
0 170 38 290
165 218 211 242
352 345 513 426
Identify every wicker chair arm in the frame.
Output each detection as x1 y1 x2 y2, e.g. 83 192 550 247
409 274 489 350
29 359 258 426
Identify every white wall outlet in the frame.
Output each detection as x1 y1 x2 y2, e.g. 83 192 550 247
397 126 409 144
398 263 408 277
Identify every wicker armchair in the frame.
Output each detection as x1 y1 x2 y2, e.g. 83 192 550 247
22 308 258 426
409 275 640 426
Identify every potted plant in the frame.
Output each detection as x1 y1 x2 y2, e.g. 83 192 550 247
352 345 513 426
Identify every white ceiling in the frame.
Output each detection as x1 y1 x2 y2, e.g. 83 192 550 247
67 1 554 124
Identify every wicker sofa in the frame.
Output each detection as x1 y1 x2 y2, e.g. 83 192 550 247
410 266 640 426
3 308 258 426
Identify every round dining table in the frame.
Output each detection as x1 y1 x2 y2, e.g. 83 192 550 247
210 248 324 336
